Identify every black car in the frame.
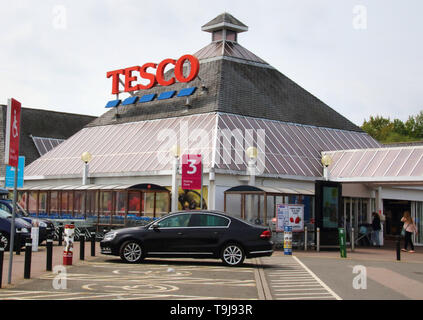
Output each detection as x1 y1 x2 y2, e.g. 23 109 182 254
100 211 274 266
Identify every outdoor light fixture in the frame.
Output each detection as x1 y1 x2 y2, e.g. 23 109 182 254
170 144 181 212
81 151 92 185
81 151 93 163
246 146 258 186
170 144 181 158
246 146 258 159
321 154 332 181
321 154 333 167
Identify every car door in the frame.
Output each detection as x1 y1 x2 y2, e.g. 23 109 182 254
146 213 192 254
185 213 230 254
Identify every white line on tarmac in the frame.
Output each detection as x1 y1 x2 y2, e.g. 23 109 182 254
4 292 85 300
274 288 329 292
292 256 342 300
275 292 336 296
276 296 336 300
272 284 322 287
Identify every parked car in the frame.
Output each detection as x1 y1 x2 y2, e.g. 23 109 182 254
0 208 32 250
0 200 55 244
100 210 274 266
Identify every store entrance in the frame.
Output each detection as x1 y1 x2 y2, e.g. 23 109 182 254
383 199 411 237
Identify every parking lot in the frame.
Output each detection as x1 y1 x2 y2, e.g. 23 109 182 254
0 245 343 300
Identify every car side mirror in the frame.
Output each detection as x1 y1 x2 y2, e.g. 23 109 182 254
152 223 160 230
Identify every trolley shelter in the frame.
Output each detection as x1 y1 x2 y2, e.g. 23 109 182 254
223 185 314 226
16 183 170 228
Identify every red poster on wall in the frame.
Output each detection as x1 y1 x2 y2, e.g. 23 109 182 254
181 154 202 190
5 98 22 167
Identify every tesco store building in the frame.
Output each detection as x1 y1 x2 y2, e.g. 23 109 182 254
17 13 423 246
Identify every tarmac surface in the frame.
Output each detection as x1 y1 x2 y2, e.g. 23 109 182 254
0 240 422 300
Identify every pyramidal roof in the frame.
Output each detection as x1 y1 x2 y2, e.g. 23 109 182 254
89 14 362 133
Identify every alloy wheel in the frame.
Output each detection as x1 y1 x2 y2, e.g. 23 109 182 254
0 233 8 250
222 244 244 266
123 242 142 263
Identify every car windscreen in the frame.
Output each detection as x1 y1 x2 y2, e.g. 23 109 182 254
0 208 12 219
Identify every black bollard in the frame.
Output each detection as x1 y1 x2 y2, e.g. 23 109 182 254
0 246 4 288
46 237 53 271
396 235 401 261
91 232 96 257
58 224 63 246
16 229 21 255
80 233 85 261
24 240 32 279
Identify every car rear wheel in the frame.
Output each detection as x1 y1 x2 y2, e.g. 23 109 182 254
120 241 144 263
221 243 245 267
0 231 10 251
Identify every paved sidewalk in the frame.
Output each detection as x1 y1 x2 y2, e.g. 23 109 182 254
0 241 101 288
288 240 423 264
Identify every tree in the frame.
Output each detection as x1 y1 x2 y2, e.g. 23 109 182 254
361 111 423 143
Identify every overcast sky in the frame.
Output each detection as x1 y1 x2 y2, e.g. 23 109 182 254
1 0 422 126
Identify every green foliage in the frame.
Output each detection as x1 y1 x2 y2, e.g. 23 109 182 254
361 111 423 143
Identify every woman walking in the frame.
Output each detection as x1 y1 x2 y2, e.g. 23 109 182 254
401 211 418 253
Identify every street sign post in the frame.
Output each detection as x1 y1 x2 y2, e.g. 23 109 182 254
5 98 22 284
5 156 25 188
181 154 203 209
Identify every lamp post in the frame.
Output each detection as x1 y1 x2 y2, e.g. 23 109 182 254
246 146 258 186
81 152 92 185
321 154 333 181
170 145 180 212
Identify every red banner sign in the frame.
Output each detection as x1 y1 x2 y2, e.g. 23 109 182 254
107 54 200 94
181 154 202 190
5 98 22 167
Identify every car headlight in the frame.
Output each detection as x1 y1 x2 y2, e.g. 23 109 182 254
104 232 117 241
20 228 29 233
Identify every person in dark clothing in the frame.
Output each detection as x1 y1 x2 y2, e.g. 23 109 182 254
371 212 381 246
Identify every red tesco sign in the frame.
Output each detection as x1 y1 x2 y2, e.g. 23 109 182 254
181 154 202 190
107 54 200 94
5 98 22 167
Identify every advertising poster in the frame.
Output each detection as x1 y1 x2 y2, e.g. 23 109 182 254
322 186 339 229
276 204 305 232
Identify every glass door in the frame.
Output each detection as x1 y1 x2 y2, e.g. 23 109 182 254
412 201 423 245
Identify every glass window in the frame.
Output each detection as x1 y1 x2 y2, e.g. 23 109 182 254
155 192 169 214
115 192 126 215
86 191 98 218
18 192 27 210
39 192 47 215
226 194 241 219
157 214 191 228
50 191 59 215
144 193 155 217
189 214 229 227
28 191 37 215
128 192 141 216
61 191 68 215
74 191 83 217
0 203 10 213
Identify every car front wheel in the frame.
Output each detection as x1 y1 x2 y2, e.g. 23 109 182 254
0 232 10 251
120 241 144 263
221 243 245 267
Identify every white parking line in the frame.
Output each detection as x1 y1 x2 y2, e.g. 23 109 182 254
293 256 342 300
